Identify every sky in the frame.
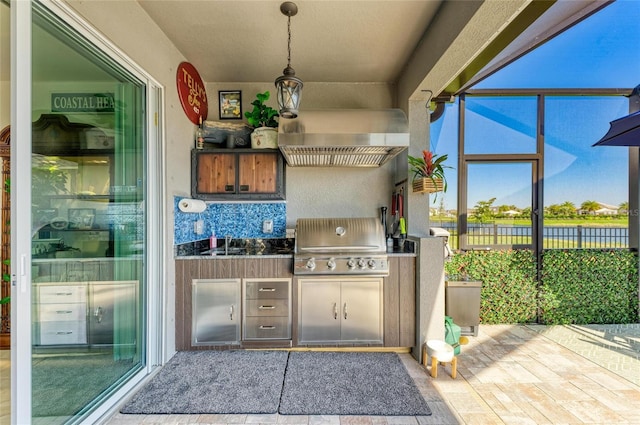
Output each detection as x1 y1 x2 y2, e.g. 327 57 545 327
430 0 640 211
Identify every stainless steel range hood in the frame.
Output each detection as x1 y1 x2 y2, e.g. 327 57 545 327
277 109 409 167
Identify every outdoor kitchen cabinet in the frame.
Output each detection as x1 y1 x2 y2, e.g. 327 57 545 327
191 149 285 200
243 278 291 340
192 278 241 345
298 278 383 344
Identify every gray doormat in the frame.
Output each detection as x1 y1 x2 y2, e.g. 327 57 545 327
120 350 288 414
120 350 431 416
278 352 432 416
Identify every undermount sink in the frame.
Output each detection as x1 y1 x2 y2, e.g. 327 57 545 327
201 247 246 256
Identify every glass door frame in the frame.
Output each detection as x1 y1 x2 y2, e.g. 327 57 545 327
457 93 544 261
457 158 542 252
11 1 165 424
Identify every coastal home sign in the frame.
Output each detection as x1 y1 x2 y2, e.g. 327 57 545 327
51 93 115 113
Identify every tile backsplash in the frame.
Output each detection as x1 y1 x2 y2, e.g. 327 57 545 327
173 197 286 245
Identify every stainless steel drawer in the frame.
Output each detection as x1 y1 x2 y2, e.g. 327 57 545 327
245 280 289 299
245 298 289 317
244 316 290 339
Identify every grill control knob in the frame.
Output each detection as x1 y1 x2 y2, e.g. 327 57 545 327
327 258 336 270
347 259 356 269
306 258 316 270
357 258 367 269
368 259 377 269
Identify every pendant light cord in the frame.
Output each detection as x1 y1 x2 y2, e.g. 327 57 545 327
287 15 292 68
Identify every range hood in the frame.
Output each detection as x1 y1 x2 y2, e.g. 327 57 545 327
277 109 410 167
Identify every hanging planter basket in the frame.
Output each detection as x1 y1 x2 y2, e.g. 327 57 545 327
412 177 444 194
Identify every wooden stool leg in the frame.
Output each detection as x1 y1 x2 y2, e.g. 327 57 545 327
451 356 457 379
422 344 427 367
431 356 438 378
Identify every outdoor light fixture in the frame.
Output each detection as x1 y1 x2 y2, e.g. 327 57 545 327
275 1 303 119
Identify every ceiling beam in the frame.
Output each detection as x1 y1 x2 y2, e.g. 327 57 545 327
397 0 553 106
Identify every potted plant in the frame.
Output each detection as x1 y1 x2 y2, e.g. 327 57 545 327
244 91 279 149
408 149 452 195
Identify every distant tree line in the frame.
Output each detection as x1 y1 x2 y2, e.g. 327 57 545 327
467 198 629 223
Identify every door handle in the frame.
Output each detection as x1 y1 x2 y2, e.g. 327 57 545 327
94 306 103 323
333 302 338 320
229 305 234 321
344 303 348 320
259 305 275 310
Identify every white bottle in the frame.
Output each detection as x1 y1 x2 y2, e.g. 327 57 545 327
209 229 217 253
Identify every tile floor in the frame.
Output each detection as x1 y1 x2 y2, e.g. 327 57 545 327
3 324 640 425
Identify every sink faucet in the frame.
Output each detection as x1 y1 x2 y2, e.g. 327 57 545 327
225 235 232 255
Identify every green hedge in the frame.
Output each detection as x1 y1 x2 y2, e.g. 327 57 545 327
445 250 537 324
445 249 639 325
539 250 639 324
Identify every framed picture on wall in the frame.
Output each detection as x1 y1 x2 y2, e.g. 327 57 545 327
219 90 242 120
68 208 95 230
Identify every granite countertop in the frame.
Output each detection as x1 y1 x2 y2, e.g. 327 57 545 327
175 237 416 259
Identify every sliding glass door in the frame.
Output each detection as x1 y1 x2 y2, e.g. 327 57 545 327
12 1 162 423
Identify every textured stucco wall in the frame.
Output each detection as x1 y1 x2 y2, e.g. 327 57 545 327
205 82 397 227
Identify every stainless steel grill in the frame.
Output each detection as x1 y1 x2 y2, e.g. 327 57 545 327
294 217 389 276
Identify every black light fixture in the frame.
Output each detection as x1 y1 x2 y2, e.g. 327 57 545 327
275 1 303 119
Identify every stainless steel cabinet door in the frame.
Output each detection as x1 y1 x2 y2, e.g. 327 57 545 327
299 279 341 343
88 281 138 346
299 278 383 344
340 279 383 343
192 279 241 345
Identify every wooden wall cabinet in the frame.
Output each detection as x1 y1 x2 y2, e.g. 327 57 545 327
191 149 285 200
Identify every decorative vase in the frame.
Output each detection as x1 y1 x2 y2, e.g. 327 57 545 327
250 127 278 149
412 177 444 194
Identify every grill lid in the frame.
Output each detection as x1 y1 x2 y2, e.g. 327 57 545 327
295 217 386 254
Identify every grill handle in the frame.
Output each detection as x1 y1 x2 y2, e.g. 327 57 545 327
299 245 382 252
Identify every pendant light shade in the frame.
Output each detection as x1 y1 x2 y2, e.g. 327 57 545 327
275 2 303 119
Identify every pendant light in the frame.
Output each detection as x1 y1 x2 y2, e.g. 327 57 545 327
275 1 303 119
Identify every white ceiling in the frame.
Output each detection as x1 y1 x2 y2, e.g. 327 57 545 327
1 1 611 100
137 0 442 84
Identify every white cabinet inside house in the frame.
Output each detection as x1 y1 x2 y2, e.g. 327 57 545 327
35 283 88 345
34 280 138 346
